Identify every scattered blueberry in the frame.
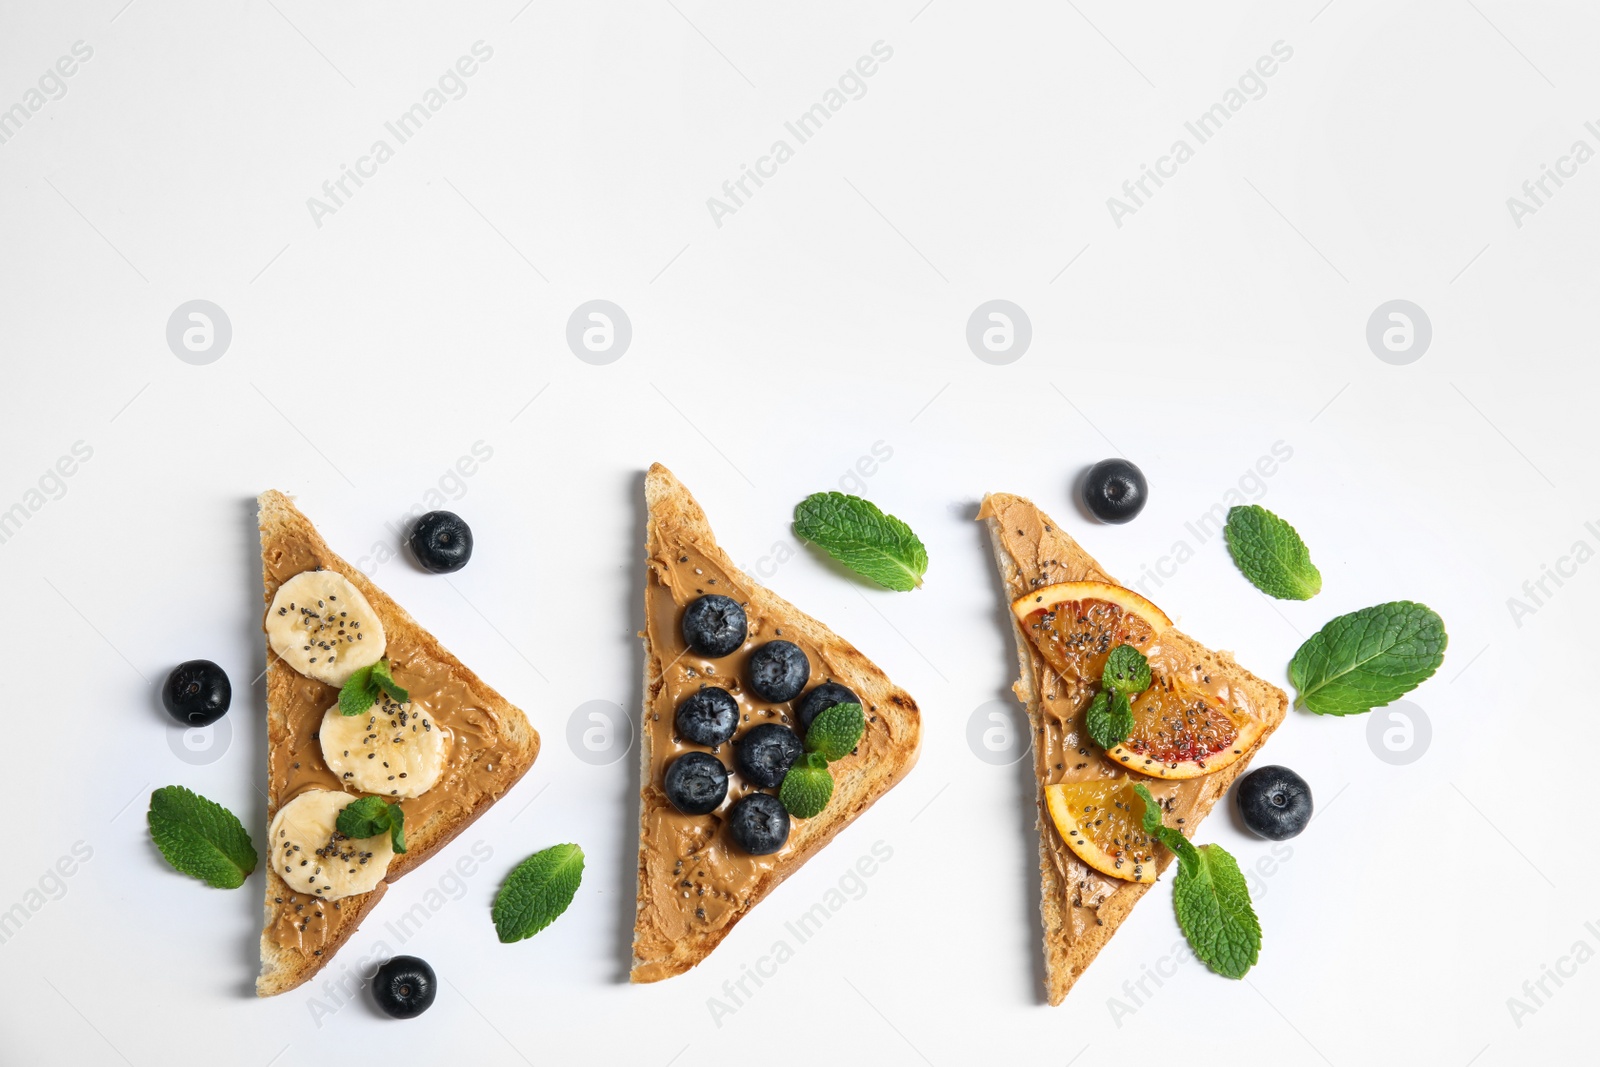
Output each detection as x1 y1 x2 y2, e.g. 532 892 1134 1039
795 681 860 734
161 660 231 727
675 686 740 748
1082 458 1148 524
733 723 803 788
1235 765 1313 841
371 955 437 1019
410 511 473 573
727 792 790 856
681 594 747 658
746 640 810 703
664 752 729 815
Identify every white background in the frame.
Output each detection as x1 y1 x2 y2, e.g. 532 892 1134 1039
0 1 1594 1064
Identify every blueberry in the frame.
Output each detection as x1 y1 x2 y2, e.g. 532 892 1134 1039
1235 765 1313 841
746 640 810 703
161 660 231 727
733 723 803 788
726 792 790 856
663 752 729 815
410 511 473 573
681 594 747 658
795 681 860 734
371 955 437 1019
675 686 739 747
1082 458 1148 524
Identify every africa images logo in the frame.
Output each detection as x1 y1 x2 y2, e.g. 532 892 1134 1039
1105 40 1293 228
705 41 894 228
0 41 94 148
305 42 494 228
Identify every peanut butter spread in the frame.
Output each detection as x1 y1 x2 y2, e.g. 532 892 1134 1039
978 495 1269 942
263 538 506 956
633 535 897 981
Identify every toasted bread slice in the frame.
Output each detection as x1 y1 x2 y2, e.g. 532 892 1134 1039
979 492 1286 1005
255 490 539 996
631 465 921 981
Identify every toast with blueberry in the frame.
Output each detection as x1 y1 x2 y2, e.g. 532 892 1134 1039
979 492 1286 1005
255 490 539 996
631 465 921 981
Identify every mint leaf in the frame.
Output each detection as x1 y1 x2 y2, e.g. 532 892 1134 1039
1085 689 1134 750
1134 783 1259 978
1173 845 1261 979
1289 601 1447 715
1103 643 1151 696
338 664 377 716
370 658 409 704
804 701 865 761
335 795 406 854
793 492 928 592
148 786 258 889
334 795 388 836
1224 505 1321 600
1089 646 1149 749
339 658 406 714
493 844 584 944
780 753 835 818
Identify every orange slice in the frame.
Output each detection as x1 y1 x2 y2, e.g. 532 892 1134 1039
1107 680 1264 779
1043 780 1159 883
1011 581 1170 684
1014 581 1257 780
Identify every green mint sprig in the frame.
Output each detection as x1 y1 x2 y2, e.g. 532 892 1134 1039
778 701 866 818
1134 784 1260 979
336 795 406 854
1103 643 1152 695
793 492 928 592
148 786 258 889
779 753 833 818
1085 689 1134 750
338 657 409 716
493 844 585 943
804 701 866 760
1224 504 1321 600
1288 601 1446 715
1085 644 1150 749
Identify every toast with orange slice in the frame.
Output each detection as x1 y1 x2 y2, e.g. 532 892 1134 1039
979 492 1286 1004
255 490 539 996
631 465 921 981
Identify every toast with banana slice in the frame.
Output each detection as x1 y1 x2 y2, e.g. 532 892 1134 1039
255 490 539 996
979 492 1286 1005
631 465 921 981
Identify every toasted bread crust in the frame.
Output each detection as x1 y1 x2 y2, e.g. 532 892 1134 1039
980 492 1287 1005
630 465 921 980
255 490 540 996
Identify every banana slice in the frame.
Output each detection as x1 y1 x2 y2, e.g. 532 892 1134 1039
265 570 385 686
267 789 394 900
320 695 449 798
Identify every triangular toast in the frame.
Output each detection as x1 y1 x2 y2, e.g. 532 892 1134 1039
631 465 921 981
979 492 1287 1005
255 490 539 996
